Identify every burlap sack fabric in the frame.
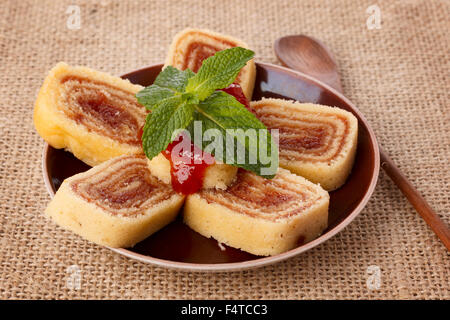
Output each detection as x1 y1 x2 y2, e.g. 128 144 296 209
0 0 448 299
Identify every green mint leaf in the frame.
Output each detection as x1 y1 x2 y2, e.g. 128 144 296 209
136 66 195 110
192 91 278 178
142 96 194 160
154 66 195 92
185 47 254 100
136 85 175 111
181 92 199 105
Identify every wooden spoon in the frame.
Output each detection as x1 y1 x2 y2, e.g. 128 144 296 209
274 34 450 250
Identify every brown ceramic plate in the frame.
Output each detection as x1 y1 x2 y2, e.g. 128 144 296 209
42 62 379 271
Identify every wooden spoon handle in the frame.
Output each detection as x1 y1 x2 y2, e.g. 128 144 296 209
379 146 450 250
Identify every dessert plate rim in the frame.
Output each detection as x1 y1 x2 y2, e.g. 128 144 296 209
42 62 380 272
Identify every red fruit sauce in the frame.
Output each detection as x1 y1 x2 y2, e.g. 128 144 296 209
141 83 250 195
162 133 215 195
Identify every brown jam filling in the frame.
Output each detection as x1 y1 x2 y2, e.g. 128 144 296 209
184 43 221 72
254 108 350 163
61 76 146 146
278 127 327 151
93 171 154 207
72 157 174 217
225 171 297 207
76 92 140 136
199 170 322 221
177 32 244 81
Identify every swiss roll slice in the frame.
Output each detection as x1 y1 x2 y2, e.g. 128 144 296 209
34 62 146 166
45 155 185 248
184 168 329 256
251 99 358 190
164 28 256 100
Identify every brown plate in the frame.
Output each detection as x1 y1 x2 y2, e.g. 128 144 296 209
42 62 379 271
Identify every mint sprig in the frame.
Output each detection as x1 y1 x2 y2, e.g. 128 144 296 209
154 66 195 91
137 47 279 178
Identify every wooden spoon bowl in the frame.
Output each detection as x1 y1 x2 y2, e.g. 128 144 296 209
275 35 342 92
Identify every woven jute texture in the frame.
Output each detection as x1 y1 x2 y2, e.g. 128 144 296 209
0 0 448 299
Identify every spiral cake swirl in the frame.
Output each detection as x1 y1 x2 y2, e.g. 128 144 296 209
199 169 326 221
72 156 176 217
61 76 145 146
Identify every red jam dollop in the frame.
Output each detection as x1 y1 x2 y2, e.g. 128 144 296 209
142 83 250 195
162 132 215 195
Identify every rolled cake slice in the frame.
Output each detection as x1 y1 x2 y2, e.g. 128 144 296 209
165 28 256 100
184 168 329 256
251 99 358 191
147 154 238 190
45 155 185 248
34 62 147 166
